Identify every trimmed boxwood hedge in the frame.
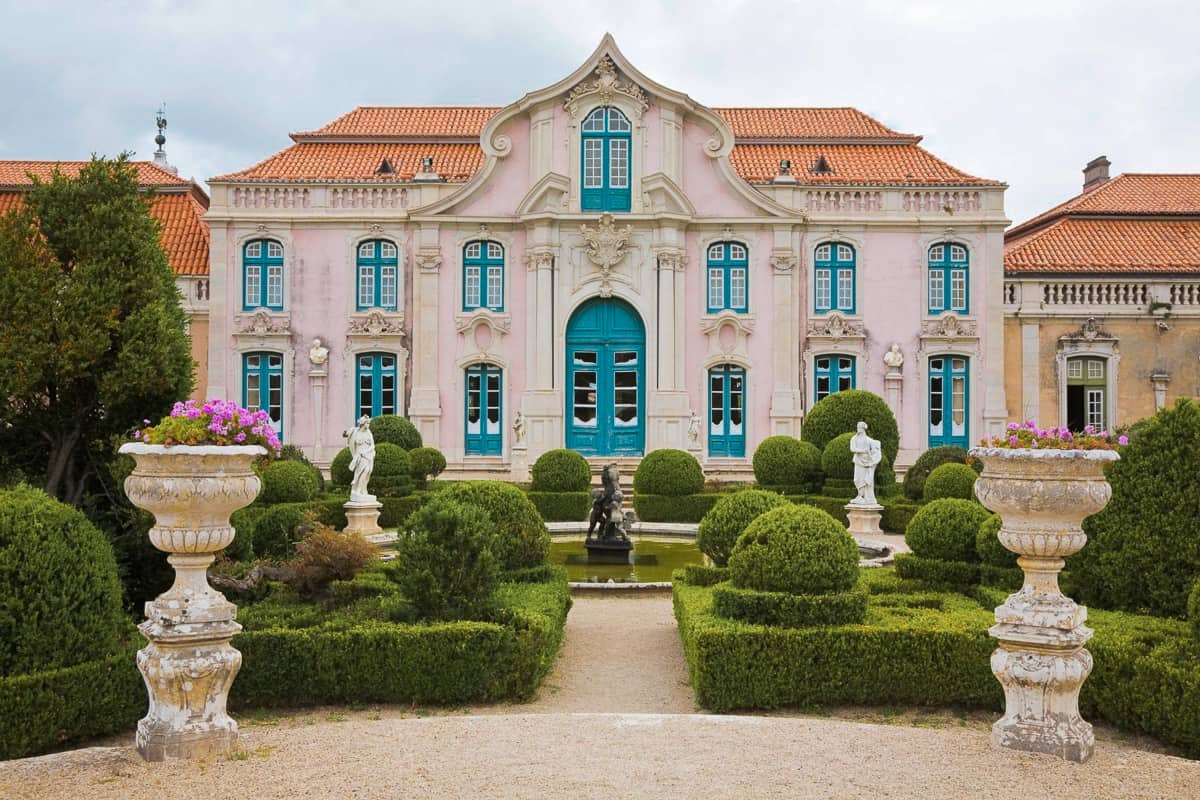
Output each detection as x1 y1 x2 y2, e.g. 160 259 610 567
676 564 730 586
752 436 823 492
905 498 990 563
369 415 422 450
697 489 790 567
801 389 900 464
528 491 591 522
530 449 591 493
903 446 978 500
729 505 859 595
261 459 321 504
713 583 868 627
923 462 979 502
894 553 980 587
632 449 704 496
633 493 722 523
379 494 427 529
976 514 1017 567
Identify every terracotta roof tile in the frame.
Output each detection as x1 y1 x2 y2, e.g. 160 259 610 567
712 107 913 140
215 142 484 182
1008 174 1200 240
297 106 500 138
730 143 995 185
1005 217 1200 274
0 160 189 187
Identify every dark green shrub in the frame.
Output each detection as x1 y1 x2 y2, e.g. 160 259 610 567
753 436 823 491
894 553 980 587
903 446 979 500
369 442 414 497
531 448 592 492
408 447 447 484
527 491 591 522
905 498 990 563
253 503 310 559
976 514 1017 567
801 389 899 464
820 432 856 479
394 498 500 621
330 447 352 488
879 499 920 534
1190 579 1200 640
923 462 979 502
379 494 427 528
632 449 704 496
875 456 896 490
370 415 423 450
278 444 324 490
224 506 260 562
261 459 321 504
1074 400 1200 619
632 493 722 523
697 489 790 567
783 494 851 525
504 564 567 584
729 505 859 594
0 486 126 676
713 584 868 626
677 564 730 586
439 481 550 570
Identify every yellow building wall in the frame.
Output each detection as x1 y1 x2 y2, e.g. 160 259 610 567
187 316 209 401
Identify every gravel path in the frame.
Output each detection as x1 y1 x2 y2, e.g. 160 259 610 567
4 594 1197 800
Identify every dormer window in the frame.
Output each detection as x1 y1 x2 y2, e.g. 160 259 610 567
581 106 632 212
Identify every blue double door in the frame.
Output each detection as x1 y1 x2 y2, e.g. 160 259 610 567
566 298 645 456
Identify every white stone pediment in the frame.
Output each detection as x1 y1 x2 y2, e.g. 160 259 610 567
516 172 571 215
805 312 865 345
640 172 695 216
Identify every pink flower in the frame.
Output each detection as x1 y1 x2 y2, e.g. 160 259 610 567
1007 422 1019 431
1118 435 1129 446
235 432 247 443
1031 440 1040 448
1008 435 1018 446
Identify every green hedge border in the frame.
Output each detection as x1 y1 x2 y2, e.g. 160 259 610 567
634 492 921 533
527 491 591 522
712 584 868 627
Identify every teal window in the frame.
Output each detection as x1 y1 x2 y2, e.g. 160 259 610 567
242 352 283 440
356 240 399 310
356 353 398 419
814 242 855 313
706 242 749 313
243 239 284 310
815 354 855 402
928 243 969 314
929 356 969 447
581 106 632 212
465 363 502 455
463 240 504 311
708 365 746 457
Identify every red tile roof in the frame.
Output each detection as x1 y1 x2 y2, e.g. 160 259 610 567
712 107 914 140
296 106 500 139
222 142 485 183
0 160 209 276
1005 174 1200 275
730 143 993 185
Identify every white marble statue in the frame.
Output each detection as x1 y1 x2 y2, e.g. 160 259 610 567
849 420 882 506
309 337 329 366
347 415 376 501
883 343 904 370
513 411 527 446
687 411 701 444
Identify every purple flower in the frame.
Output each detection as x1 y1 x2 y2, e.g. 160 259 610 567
1118 435 1129 446
235 432 247 443
1031 440 1040 448
1008 435 1018 446
1007 422 1019 431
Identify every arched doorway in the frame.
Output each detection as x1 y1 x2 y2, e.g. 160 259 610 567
566 297 645 456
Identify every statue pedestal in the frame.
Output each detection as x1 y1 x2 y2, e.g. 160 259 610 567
584 538 633 564
884 368 903 438
511 444 529 483
845 503 884 536
344 498 383 534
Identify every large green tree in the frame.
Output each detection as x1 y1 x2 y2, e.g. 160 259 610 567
0 156 194 503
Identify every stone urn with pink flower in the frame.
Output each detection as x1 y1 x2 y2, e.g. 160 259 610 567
970 422 1123 763
119 400 280 761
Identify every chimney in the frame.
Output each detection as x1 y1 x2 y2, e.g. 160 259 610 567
1082 155 1110 192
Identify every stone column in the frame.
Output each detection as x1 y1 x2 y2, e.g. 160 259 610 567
409 246 443 444
651 246 690 449
521 247 562 460
769 250 802 436
1151 371 1170 411
309 362 327 464
884 365 903 439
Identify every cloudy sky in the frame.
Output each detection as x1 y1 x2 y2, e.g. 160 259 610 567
1 0 1195 224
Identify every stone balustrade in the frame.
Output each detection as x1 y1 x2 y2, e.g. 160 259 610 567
1005 278 1200 316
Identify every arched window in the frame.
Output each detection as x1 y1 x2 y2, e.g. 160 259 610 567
356 240 399 311
708 364 746 457
356 353 398 419
581 106 632 212
242 352 283 440
814 354 855 402
243 239 284 310
928 242 969 314
1066 356 1107 432
465 363 502 455
706 242 749 313
463 240 504 312
814 242 856 314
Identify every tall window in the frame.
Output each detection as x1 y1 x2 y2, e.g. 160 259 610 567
465 363 502 455
463 241 504 311
356 353 398 419
929 356 969 447
1066 356 1107 432
581 106 632 212
356 240 399 310
928 242 969 314
706 242 749 313
814 355 855 402
243 239 284 310
814 242 856 313
708 365 746 457
243 352 283 439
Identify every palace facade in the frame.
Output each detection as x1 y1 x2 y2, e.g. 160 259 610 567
205 36 1009 476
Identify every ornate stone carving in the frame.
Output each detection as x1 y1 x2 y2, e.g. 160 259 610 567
564 55 649 120
236 310 290 336
1076 315 1111 342
806 313 864 341
415 249 443 273
921 313 978 338
348 310 405 337
581 213 633 296
525 248 556 272
770 251 797 274
655 247 687 272
367 223 384 236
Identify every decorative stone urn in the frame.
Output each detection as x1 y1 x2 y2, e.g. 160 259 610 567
969 447 1119 763
118 443 265 761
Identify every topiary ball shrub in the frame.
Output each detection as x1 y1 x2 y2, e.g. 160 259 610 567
369 415 422 450
905 498 991 563
330 447 352 488
923 462 980 502
903 446 979 500
253 503 310 559
728 505 860 595
820 432 856 480
408 447 447 484
394 497 500 621
369 442 414 497
752 436 824 490
531 448 592 492
278 444 324 490
801 389 899 464
0 486 126 676
439 480 550 570
1073 399 1200 618
632 449 704 497
1189 578 1200 641
696 489 790 567
976 513 1018 567
261 459 321 504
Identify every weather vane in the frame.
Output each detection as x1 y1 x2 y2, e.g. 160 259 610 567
155 104 167 150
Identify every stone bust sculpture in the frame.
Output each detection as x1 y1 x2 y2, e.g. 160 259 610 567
849 420 882 507
883 343 904 370
347 415 376 502
309 338 329 366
